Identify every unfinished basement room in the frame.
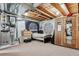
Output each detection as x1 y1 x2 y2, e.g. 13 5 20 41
0 3 79 56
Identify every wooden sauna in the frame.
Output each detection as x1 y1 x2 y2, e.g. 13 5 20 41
54 14 79 49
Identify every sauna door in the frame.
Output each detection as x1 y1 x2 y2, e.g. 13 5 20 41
55 18 65 46
64 17 76 48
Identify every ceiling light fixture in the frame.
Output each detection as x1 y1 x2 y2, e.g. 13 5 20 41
24 12 28 16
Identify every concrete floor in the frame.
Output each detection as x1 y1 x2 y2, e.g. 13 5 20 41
0 41 79 56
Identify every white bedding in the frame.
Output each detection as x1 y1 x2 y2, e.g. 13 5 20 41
32 33 46 38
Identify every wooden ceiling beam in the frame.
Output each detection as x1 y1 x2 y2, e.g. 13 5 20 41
26 11 47 20
36 8 53 19
65 3 78 14
34 10 50 19
29 11 48 19
51 3 66 16
27 15 45 20
33 11 49 19
37 5 56 18
28 17 42 20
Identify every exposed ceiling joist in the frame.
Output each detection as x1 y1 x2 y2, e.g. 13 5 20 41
51 3 66 16
33 10 50 19
28 17 42 20
37 5 56 18
31 12 48 19
24 3 79 21
26 11 48 20
27 14 45 20
36 8 52 19
65 3 78 14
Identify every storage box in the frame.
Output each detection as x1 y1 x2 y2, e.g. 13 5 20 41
21 30 32 38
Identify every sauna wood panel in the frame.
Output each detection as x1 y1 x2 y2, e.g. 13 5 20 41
71 16 77 48
55 15 79 49
76 15 79 49
78 4 79 13
61 18 66 46
55 19 61 45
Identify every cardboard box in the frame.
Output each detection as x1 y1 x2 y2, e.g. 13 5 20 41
21 29 32 38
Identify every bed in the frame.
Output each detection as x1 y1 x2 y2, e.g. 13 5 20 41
32 33 46 41
32 21 55 43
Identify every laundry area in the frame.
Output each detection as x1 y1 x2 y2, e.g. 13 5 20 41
0 3 79 56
